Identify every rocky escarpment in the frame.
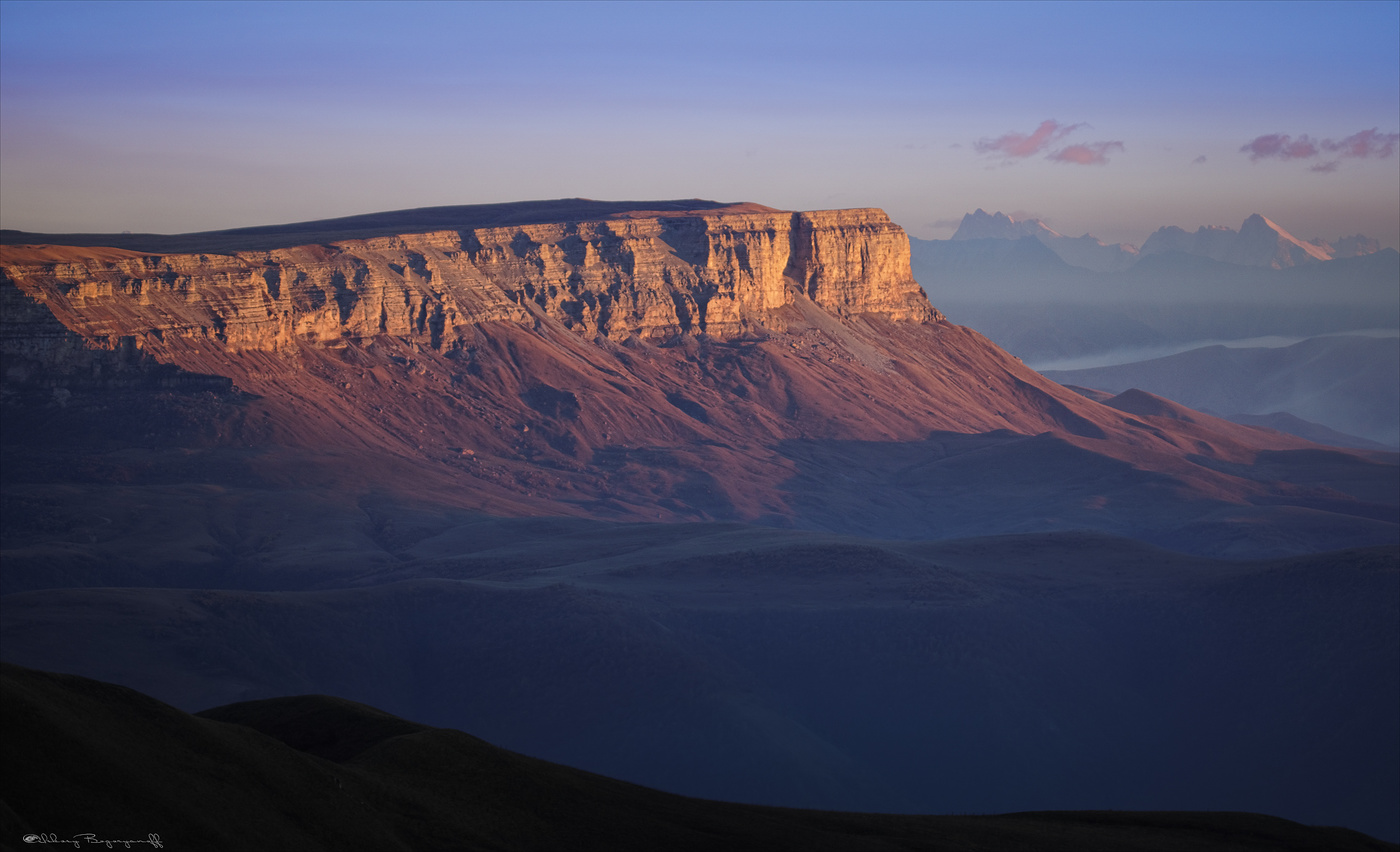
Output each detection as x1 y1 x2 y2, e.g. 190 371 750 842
8 200 1382 557
1 208 936 368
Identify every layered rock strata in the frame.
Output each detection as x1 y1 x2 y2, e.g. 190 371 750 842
1 209 937 365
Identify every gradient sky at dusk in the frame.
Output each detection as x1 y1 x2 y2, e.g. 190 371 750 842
2 0 1397 248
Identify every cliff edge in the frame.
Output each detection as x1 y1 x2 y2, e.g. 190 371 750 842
1 205 937 361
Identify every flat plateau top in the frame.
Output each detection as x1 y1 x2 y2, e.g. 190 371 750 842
0 198 788 256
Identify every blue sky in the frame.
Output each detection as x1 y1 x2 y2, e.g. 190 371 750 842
2 0 1397 247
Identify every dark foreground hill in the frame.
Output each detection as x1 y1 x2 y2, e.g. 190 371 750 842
4 526 1397 841
3 663 1395 852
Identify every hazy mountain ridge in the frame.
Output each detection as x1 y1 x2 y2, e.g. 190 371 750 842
1043 335 1400 448
944 209 1383 273
1222 412 1393 452
910 218 1398 387
952 209 1139 273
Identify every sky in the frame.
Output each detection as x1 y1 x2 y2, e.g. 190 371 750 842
1 0 1397 249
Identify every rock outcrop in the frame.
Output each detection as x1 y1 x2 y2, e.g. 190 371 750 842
1 208 936 365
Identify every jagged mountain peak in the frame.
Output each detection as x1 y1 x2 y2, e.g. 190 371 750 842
1141 213 1344 269
953 209 1061 241
949 210 1383 273
951 209 1137 272
1233 213 1333 267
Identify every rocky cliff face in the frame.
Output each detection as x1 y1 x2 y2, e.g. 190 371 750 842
1 208 936 367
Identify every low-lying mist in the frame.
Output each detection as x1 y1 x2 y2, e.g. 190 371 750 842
1029 328 1400 372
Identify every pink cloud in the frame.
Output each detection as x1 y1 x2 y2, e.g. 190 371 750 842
1322 128 1399 159
1240 133 1319 161
1239 128 1399 169
1048 141 1125 165
975 120 1084 158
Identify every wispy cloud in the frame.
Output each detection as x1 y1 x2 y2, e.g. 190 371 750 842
975 120 1123 166
1322 128 1399 159
1240 133 1319 161
975 120 1083 158
1240 128 1398 172
1048 141 1124 165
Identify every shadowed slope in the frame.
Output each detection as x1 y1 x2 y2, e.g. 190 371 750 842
3 663 1393 852
6 296 1391 558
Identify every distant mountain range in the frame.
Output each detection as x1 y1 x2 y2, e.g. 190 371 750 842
1043 334 1400 449
910 219 1398 364
952 209 1139 273
915 211 1399 449
947 209 1383 273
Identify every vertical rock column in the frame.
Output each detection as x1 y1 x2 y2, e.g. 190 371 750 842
789 210 937 322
